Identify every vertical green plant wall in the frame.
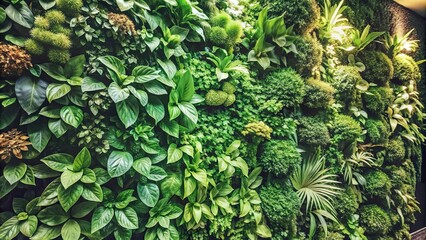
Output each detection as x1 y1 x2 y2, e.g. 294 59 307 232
0 0 424 239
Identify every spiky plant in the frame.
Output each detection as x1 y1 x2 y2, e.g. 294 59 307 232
0 129 32 162
341 151 376 185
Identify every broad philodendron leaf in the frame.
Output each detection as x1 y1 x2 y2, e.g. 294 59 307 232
61 219 81 240
167 144 183 164
132 157 151 176
60 169 83 189
5 2 34 28
81 77 107 92
116 96 139 128
41 153 73 172
107 151 133 177
48 119 69 138
116 0 134 11
147 166 167 181
30 225 61 240
20 215 38 237
146 97 165 124
60 106 83 128
108 82 129 103
15 76 47 115
46 83 71 102
176 70 195 102
81 183 103 202
177 102 198 124
37 178 61 206
91 206 114 233
137 182 159 207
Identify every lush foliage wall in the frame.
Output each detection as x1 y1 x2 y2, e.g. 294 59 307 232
0 0 425 239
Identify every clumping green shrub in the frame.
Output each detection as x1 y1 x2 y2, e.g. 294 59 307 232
56 0 83 17
205 90 229 106
331 114 362 143
359 205 392 235
185 56 219 92
288 36 323 77
208 12 242 50
317 231 345 240
360 51 394 86
365 119 389 144
334 187 359 220
385 161 415 190
260 0 320 34
303 78 335 109
222 82 236 94
259 183 300 224
332 66 364 107
393 53 421 83
297 117 330 147
386 138 405 164
260 139 301 176
363 170 391 199
262 68 306 108
362 87 393 114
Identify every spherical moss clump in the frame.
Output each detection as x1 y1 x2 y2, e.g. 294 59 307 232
259 183 300 224
260 139 301 176
363 170 391 199
211 12 231 28
334 187 359 220
223 93 236 107
24 39 44 55
385 160 415 190
225 21 243 41
385 138 405 164
360 51 394 86
317 231 345 240
56 0 83 17
48 49 70 64
222 82 236 94
393 54 421 83
205 90 228 106
260 0 320 34
303 78 335 109
208 27 231 49
263 68 306 108
331 114 362 143
288 35 323 77
362 87 392 114
332 66 364 106
365 119 389 144
359 205 392 235
297 117 330 147
208 12 242 49
45 10 66 25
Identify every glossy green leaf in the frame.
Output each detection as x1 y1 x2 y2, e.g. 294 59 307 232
137 183 159 207
37 178 61 206
146 97 165 124
60 106 83 128
61 219 81 240
73 147 91 171
61 169 83 189
107 151 133 177
0 216 20 240
177 102 198 124
4 162 27 184
64 55 85 78
15 76 47 114
132 157 151 176
5 2 34 28
108 82 129 103
70 202 97 218
115 208 139 229
48 119 68 138
20 215 38 237
81 77 107 92
41 153 73 172
28 123 52 153
116 96 139 128
58 184 83 212
30 225 61 240
38 204 69 226
167 144 183 164
46 83 71 102
147 166 167 181
91 206 114 233
81 183 103 202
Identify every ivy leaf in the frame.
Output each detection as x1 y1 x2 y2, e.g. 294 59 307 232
115 208 139 229
61 219 81 240
3 162 27 184
91 206 114 233
60 106 83 128
137 183 159 207
58 184 83 212
15 75 47 115
107 151 133 177
38 204 69 226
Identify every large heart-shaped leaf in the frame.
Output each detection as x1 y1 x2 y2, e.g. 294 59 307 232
5 2 34 28
60 169 83 189
108 82 129 103
20 215 38 237
177 102 198 124
48 119 69 138
15 76 47 114
0 216 20 240
81 183 103 202
38 204 69 226
137 183 159 207
3 162 27 184
46 83 71 102
73 147 91 172
116 96 139 128
107 151 133 177
60 106 83 128
81 77 106 92
115 208 138 229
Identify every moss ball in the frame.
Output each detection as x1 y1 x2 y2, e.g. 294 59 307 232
332 66 364 106
56 0 82 17
365 119 389 144
45 10 66 25
297 117 330 147
259 183 300 224
225 21 242 41
363 170 391 199
385 160 415 190
360 51 394 86
334 187 359 220
223 93 236 107
205 90 228 106
211 12 231 28
262 68 305 108
50 33 72 49
208 26 231 49
260 0 320 34
386 138 405 164
48 49 70 63
25 39 44 55
331 114 362 143
303 78 335 109
359 205 392 235
260 139 301 176
393 54 421 83
34 16 50 29
288 35 323 77
222 82 236 94
362 89 385 114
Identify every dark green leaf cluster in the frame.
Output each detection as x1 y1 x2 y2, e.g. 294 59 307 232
365 119 389 144
359 204 392 235
303 78 335 109
332 66 364 107
297 117 330 147
262 68 306 108
288 35 323 77
334 187 359 220
331 114 362 143
363 170 391 199
259 139 301 176
360 51 394 86
385 138 406 164
362 87 392 114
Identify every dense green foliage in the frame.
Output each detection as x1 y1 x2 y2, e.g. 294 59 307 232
0 0 423 239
